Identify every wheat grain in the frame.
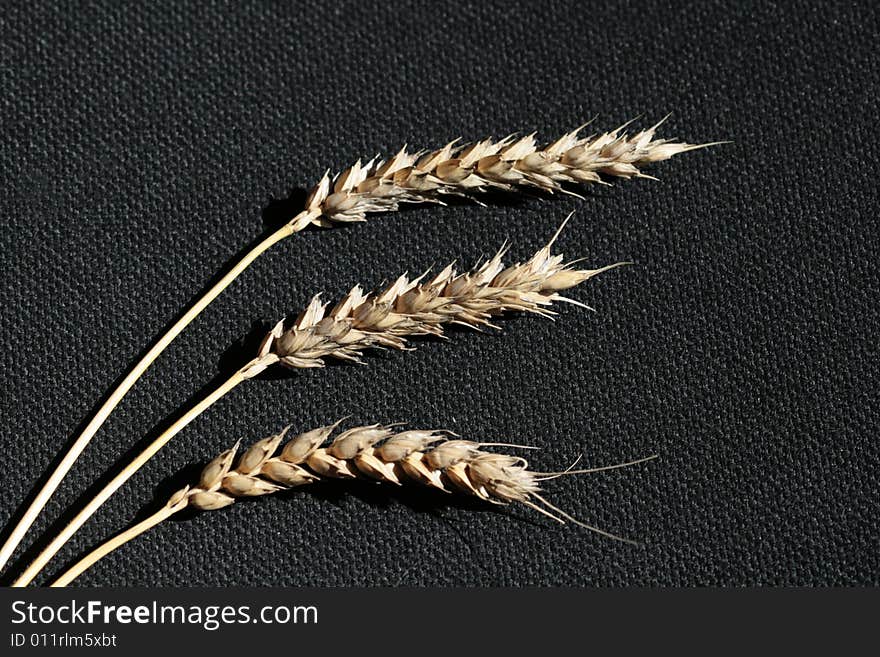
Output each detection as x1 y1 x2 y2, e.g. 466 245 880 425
52 422 658 585
0 118 710 576
13 220 623 586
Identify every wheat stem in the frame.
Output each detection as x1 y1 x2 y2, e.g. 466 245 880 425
12 366 252 587
51 504 183 588
0 220 300 574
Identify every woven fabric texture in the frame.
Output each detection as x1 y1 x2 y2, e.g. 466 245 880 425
0 1 877 586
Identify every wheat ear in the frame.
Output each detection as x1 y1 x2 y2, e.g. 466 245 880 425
12 220 621 586
52 422 658 585
0 118 707 574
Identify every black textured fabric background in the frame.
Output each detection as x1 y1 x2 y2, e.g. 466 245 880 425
1 1 877 586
